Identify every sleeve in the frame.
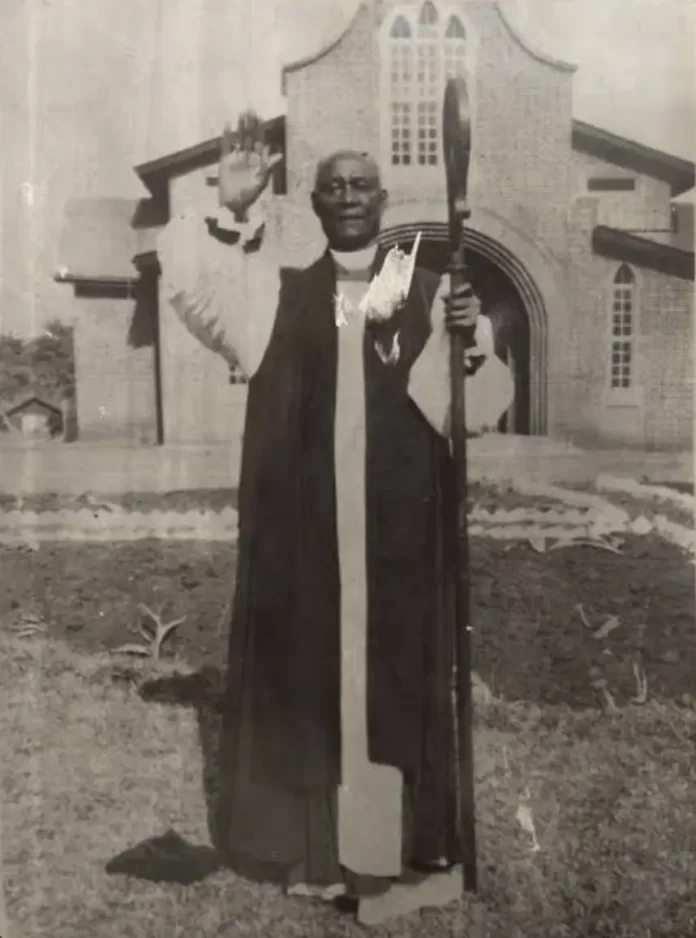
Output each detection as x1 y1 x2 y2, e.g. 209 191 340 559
408 278 515 437
156 205 281 378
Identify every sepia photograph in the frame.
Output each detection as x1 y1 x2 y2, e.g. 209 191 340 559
1 0 694 934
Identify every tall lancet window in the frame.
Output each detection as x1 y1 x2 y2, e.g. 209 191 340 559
383 3 470 169
444 13 467 79
389 15 414 166
609 264 637 389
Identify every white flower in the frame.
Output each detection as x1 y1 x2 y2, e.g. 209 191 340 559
359 232 422 323
334 292 353 327
374 331 401 365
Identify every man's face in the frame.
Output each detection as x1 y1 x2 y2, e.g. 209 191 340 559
311 153 387 252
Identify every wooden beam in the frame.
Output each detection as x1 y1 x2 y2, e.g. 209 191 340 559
592 226 695 280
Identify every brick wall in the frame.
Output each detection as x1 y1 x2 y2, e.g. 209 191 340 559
571 151 673 240
152 0 693 453
639 270 694 449
281 2 574 260
562 195 693 449
461 3 573 257
281 3 381 262
73 295 158 442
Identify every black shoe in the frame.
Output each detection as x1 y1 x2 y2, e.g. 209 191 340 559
334 895 359 915
409 859 456 875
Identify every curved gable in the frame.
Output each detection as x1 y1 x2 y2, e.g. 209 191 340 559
281 1 576 95
494 4 576 73
281 3 369 94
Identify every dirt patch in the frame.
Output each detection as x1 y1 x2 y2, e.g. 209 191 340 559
2 531 693 710
0 488 240 514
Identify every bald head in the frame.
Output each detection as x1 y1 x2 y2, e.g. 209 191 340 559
311 150 387 252
313 150 381 191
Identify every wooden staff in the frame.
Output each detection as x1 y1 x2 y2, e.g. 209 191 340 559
443 76 478 894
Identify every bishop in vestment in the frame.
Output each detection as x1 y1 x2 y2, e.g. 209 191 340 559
157 130 513 915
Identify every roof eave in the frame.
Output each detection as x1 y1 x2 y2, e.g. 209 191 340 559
54 271 138 288
592 225 695 281
5 394 64 416
573 120 695 195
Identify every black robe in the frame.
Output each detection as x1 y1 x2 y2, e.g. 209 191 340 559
216 249 460 875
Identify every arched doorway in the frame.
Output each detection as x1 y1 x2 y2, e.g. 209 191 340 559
381 229 532 434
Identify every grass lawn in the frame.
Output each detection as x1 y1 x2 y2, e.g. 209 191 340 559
1 483 695 936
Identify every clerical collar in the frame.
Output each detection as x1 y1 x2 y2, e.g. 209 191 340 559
329 243 378 273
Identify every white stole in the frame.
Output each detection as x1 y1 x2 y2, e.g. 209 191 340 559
333 251 404 877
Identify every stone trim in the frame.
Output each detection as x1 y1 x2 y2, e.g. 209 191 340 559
1 481 694 560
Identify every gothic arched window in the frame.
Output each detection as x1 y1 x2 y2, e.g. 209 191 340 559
390 15 411 38
418 1 439 28
384 3 470 169
609 264 637 389
444 16 467 81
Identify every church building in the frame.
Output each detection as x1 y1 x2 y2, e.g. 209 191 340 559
55 1 695 450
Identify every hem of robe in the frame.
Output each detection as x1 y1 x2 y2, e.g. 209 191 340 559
215 781 463 896
213 654 462 892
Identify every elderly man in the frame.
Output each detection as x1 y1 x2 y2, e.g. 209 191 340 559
158 123 512 920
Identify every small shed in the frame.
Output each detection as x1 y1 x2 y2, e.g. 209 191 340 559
2 392 66 439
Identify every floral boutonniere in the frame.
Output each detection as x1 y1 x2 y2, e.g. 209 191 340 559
358 231 422 324
333 233 422 366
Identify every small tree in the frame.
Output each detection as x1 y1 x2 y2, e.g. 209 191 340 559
28 319 76 403
0 320 76 418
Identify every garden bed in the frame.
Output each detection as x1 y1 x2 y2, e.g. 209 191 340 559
1 531 693 710
0 482 564 516
0 488 240 514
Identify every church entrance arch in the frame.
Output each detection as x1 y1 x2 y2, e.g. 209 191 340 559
380 211 554 435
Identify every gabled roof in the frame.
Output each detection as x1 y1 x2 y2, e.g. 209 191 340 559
573 122 694 196
4 392 64 417
133 111 694 199
592 225 695 281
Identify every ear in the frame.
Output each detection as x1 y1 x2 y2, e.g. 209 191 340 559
379 187 389 212
310 190 320 218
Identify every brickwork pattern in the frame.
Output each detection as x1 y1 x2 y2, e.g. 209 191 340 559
564 194 693 448
142 1 694 451
73 297 158 443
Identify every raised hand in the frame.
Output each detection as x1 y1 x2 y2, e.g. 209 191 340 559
218 112 284 219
